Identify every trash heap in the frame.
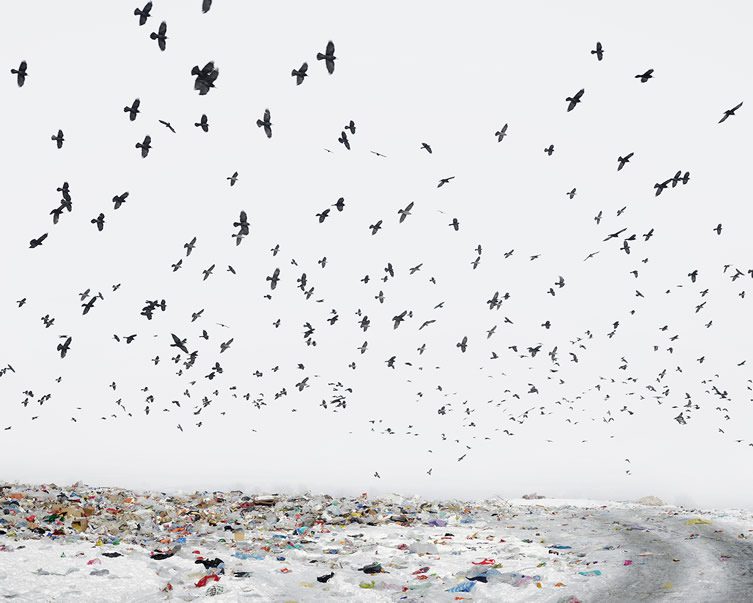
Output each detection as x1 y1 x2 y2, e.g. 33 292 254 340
2 482 745 601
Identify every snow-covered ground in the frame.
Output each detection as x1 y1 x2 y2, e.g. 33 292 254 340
1 486 752 602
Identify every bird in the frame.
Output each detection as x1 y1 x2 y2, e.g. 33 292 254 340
136 135 151 157
150 21 167 51
544 145 554 156
457 336 468 352
195 114 209 132
591 41 604 61
184 237 197 256
202 265 215 281
170 334 189 354
333 197 345 212
635 69 654 83
134 2 153 25
398 202 414 223
420 142 432 154
566 188 576 199
227 171 239 186
91 213 105 231
437 177 455 188
29 234 48 249
266 268 281 290
369 220 382 235
51 130 64 149
566 89 584 112
291 62 308 85
192 62 219 95
617 152 634 171
713 224 722 235
449 218 460 231
719 102 743 124
494 124 508 142
11 61 28 87
316 41 336 74
112 192 129 209
124 99 140 121
57 336 72 359
344 120 356 135
338 131 351 150
202 0 212 13
256 109 272 138
316 209 330 223
158 119 176 133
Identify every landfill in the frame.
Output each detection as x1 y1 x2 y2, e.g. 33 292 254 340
1 482 753 601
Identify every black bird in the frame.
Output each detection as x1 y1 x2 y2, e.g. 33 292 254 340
566 89 584 112
494 124 508 142
191 62 219 95
291 62 308 85
392 310 408 329
159 119 176 133
256 109 272 138
91 213 105 231
184 237 197 256
544 145 554 156
195 114 209 132
338 131 350 150
29 234 48 249
150 21 167 51
57 336 72 359
420 142 432 154
57 182 71 202
713 223 722 235
345 120 356 135
437 176 455 188
227 171 239 186
566 188 576 199
170 334 189 354
233 210 249 243
136 135 151 157
449 218 460 231
112 192 129 209
719 101 743 124
11 61 28 87
333 197 345 212
124 99 140 121
202 0 212 13
51 129 64 149
50 206 64 224
369 220 382 235
617 152 634 171
316 209 330 223
202 264 215 280
316 41 336 74
457 336 468 353
635 69 653 83
398 202 414 223
134 2 152 25
591 41 604 61
267 268 280 290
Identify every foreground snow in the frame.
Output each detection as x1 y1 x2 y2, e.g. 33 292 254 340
1 485 752 602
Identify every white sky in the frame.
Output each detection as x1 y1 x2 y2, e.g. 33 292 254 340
2 1 752 508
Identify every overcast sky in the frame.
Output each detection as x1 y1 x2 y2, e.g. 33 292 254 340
2 1 752 508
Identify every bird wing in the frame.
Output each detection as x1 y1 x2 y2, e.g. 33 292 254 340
202 0 212 13
159 21 166 35
326 40 335 56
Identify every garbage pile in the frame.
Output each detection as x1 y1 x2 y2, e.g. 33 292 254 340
0 482 748 601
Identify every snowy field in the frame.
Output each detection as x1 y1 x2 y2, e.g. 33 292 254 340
1 485 753 602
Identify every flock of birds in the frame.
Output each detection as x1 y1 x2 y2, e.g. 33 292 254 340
4 4 752 485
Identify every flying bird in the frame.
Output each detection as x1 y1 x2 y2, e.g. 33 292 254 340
158 119 176 133
591 41 604 61
134 2 152 25
51 130 64 149
566 89 584 112
291 62 308 85
91 213 105 231
338 131 350 150
316 41 336 74
124 99 140 121
617 152 634 171
195 114 209 132
398 202 414 223
112 192 129 209
635 69 654 83
719 101 743 124
494 124 508 142
420 142 432 154
11 61 28 87
136 135 151 157
256 109 272 138
150 21 167 51
29 234 48 249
